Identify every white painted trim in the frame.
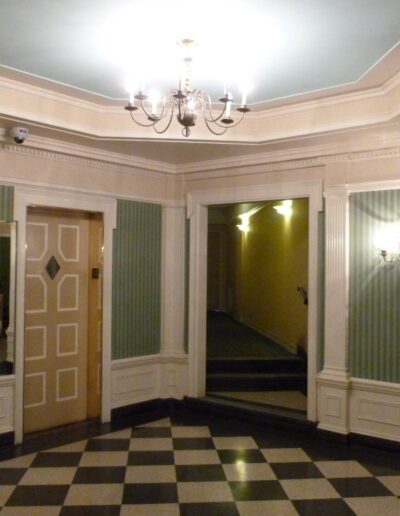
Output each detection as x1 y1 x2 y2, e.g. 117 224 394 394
349 377 400 442
56 323 78 357
25 326 47 361
56 367 78 402
161 206 186 356
57 274 79 312
58 224 80 262
26 222 48 261
24 372 46 408
111 354 188 408
346 179 400 193
14 186 116 443
0 172 183 208
187 179 323 421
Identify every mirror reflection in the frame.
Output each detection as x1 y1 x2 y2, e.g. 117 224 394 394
0 221 15 374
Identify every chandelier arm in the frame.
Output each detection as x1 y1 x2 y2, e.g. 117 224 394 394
140 99 156 120
204 117 228 136
212 110 245 129
153 101 176 134
202 94 226 123
128 110 158 128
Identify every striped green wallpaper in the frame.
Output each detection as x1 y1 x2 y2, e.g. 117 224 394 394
0 185 14 221
349 190 400 382
112 200 162 359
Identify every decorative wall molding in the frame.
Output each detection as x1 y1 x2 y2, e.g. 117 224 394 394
0 377 15 435
111 354 188 409
349 377 400 442
1 137 173 178
0 173 184 208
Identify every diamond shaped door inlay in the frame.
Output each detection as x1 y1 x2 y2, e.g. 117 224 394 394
45 256 60 280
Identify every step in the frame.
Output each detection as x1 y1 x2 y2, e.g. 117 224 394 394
207 356 306 374
184 395 316 433
206 372 307 391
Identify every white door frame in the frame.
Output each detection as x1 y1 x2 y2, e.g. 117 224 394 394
14 186 117 443
187 179 323 421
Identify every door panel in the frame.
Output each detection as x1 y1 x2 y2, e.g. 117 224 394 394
24 209 89 433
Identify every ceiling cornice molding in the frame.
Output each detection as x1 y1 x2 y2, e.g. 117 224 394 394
0 128 176 175
178 126 400 175
1 68 400 145
182 146 400 182
2 126 400 188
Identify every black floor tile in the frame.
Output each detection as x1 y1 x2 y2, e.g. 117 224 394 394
31 452 82 467
60 506 121 516
6 485 69 506
180 502 240 515
229 480 288 501
85 438 130 451
293 498 357 516
128 451 174 465
218 449 266 464
73 466 126 484
330 477 394 497
131 427 172 438
173 438 215 450
361 461 400 477
0 468 26 484
123 482 178 504
176 464 226 482
271 462 324 479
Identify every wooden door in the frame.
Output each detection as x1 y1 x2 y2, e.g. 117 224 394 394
87 215 103 419
24 208 90 433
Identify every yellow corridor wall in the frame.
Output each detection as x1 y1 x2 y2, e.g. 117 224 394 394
240 198 309 353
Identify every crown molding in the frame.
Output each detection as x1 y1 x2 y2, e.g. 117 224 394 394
178 124 400 177
1 66 400 145
0 129 176 175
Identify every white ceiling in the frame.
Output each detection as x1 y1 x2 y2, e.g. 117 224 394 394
1 0 400 106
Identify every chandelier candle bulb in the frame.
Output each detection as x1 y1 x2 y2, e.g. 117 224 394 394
225 99 232 118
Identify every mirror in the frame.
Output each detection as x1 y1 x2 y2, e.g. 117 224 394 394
0 221 16 374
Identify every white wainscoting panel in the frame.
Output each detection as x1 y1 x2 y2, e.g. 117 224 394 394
111 354 188 409
0 376 15 434
350 378 400 442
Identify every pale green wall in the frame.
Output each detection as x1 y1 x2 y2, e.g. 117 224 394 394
112 200 162 359
0 185 13 221
349 190 400 382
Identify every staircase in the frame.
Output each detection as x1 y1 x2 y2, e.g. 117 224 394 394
206 356 307 393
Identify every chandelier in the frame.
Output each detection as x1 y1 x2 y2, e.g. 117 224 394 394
124 39 251 137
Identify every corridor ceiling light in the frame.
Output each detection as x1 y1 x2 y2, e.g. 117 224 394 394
273 200 293 216
124 38 251 138
237 207 263 233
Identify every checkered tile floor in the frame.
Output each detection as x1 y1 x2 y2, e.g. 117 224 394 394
0 417 400 515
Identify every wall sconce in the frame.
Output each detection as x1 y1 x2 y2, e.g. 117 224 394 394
376 224 400 264
273 199 292 216
379 249 400 264
236 207 263 233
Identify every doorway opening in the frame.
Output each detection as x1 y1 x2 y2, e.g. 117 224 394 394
206 199 309 415
23 206 103 434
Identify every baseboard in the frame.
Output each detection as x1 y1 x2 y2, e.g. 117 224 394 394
0 431 13 447
241 318 297 354
111 397 183 426
349 432 400 453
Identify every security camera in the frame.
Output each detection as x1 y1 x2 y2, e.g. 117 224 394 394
10 126 29 144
